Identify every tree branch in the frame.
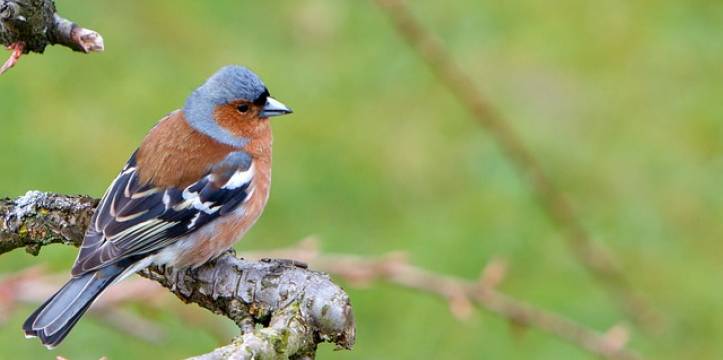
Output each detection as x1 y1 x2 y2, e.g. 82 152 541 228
0 191 355 359
0 0 103 74
1 191 646 359
371 0 658 329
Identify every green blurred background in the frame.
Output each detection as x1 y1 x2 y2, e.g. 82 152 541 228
1 0 722 358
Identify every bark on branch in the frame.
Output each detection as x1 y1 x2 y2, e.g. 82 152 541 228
0 0 103 74
0 191 355 359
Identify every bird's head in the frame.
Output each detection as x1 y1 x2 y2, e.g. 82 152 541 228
183 65 292 147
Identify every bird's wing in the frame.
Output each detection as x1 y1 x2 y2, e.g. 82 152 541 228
71 151 254 276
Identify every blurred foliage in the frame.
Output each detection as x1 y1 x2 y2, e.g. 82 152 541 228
0 0 722 358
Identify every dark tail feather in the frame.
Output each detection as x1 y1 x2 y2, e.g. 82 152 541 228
23 264 126 349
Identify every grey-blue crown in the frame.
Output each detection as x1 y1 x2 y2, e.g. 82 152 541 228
183 65 269 147
191 65 268 106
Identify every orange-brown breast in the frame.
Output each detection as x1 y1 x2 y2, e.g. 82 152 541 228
135 106 273 267
135 107 273 188
136 111 236 188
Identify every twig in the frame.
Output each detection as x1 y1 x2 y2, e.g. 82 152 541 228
0 191 356 359
242 238 643 360
0 0 104 74
371 0 657 328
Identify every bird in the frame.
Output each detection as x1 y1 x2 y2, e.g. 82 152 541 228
22 65 292 348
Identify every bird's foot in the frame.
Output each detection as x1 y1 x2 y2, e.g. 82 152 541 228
260 257 309 269
0 42 24 75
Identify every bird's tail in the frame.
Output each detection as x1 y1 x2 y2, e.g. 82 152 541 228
22 264 126 349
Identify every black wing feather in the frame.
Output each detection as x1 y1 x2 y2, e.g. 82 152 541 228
72 151 253 276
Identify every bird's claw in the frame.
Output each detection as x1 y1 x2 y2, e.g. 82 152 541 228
0 42 25 75
260 258 309 269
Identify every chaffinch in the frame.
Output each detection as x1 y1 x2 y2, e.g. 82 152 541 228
23 65 292 348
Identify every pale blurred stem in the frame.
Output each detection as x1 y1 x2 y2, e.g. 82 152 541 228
0 0 104 75
0 192 355 360
372 0 658 328
243 242 644 360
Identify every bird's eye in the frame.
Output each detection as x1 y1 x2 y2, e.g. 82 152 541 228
237 104 249 113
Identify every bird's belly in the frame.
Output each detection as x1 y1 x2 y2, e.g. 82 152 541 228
153 201 264 268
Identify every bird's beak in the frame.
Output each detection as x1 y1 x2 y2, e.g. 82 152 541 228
260 97 293 118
